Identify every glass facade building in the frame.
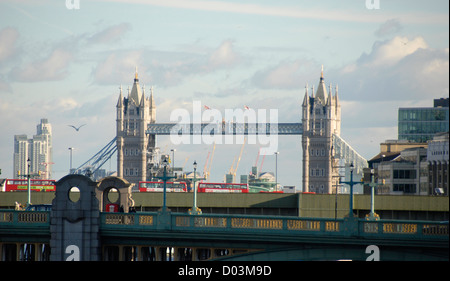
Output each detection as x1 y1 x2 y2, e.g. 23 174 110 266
398 106 449 143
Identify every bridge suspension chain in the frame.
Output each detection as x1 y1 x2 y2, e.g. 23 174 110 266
72 137 117 177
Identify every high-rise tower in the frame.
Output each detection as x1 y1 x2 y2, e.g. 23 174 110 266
13 118 53 179
302 67 341 194
116 70 156 188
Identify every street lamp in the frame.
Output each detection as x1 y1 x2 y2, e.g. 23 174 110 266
274 152 279 191
27 158 31 207
366 170 380 221
339 163 362 218
68 147 74 173
154 157 175 213
189 161 202 215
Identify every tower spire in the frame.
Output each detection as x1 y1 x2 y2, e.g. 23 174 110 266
315 65 327 104
134 66 139 82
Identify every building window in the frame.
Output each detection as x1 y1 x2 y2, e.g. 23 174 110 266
393 169 416 179
393 184 416 193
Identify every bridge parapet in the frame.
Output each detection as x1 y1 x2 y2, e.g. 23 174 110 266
2 209 448 241
1 209 448 260
99 211 449 241
0 210 49 224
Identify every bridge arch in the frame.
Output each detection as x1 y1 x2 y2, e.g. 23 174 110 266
96 176 134 213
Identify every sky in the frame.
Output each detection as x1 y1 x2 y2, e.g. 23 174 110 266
0 0 448 189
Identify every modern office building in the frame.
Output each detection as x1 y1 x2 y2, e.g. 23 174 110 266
13 119 53 179
366 133 449 196
427 132 449 196
398 98 449 143
376 147 428 195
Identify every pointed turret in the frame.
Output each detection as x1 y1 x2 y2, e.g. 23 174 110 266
302 83 309 106
327 83 333 106
140 85 146 107
117 85 123 107
335 84 339 106
129 68 141 105
315 65 327 105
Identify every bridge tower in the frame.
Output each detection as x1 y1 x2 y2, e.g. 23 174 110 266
116 69 156 188
302 67 341 194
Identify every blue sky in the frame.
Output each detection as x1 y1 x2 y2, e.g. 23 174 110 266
0 0 448 188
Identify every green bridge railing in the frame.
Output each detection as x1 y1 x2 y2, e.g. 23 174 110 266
99 211 449 241
1 210 448 242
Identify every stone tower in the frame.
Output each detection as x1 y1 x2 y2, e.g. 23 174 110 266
302 67 341 194
116 70 156 188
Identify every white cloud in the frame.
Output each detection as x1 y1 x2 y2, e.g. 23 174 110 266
11 48 73 82
374 18 403 38
98 0 448 25
207 40 239 69
250 59 317 89
92 40 243 87
358 36 428 67
0 27 19 62
93 50 144 84
88 23 131 45
333 36 449 101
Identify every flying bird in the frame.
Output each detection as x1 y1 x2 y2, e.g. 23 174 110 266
68 124 86 131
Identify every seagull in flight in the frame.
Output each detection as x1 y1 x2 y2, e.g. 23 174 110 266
68 124 86 131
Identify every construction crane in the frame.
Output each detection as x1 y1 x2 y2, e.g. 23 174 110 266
203 142 216 180
182 157 189 170
203 151 210 179
228 138 246 179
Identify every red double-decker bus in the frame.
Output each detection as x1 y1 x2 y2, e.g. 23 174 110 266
138 181 187 192
197 182 249 193
2 179 56 192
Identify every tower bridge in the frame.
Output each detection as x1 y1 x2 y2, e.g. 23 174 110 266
108 68 367 192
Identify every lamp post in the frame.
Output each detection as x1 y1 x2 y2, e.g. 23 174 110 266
68 147 74 173
155 157 175 213
274 152 279 191
366 170 380 221
339 163 362 218
20 158 40 208
27 158 31 207
189 161 202 215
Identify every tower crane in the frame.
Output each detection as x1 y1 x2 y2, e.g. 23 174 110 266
228 138 247 181
204 142 216 181
203 151 210 179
